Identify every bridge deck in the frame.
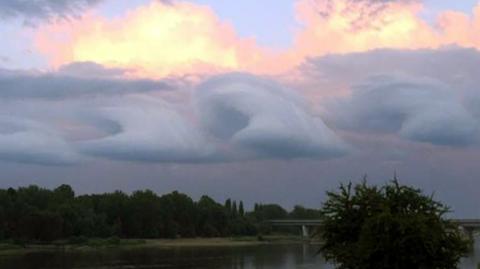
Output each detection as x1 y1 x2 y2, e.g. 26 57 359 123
267 220 323 226
267 219 480 228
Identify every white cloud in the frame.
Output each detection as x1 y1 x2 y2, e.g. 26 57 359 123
7 48 480 165
3 48 480 166
75 73 349 163
0 116 79 165
57 61 127 78
291 47 480 147
298 47 480 95
196 73 349 159
0 67 170 99
327 74 478 146
77 96 215 162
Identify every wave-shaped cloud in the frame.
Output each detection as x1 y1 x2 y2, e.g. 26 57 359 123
0 116 79 165
327 74 478 146
196 73 349 159
0 65 170 99
77 96 215 163
294 47 480 147
68 73 349 163
3 47 480 165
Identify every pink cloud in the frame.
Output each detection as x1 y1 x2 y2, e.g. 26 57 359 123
35 1 270 78
290 0 463 62
34 0 480 79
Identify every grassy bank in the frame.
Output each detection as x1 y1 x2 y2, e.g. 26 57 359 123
0 235 307 256
142 235 304 247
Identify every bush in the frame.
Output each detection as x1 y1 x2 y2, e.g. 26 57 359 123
86 238 104 247
68 236 88 245
319 179 471 269
106 236 121 245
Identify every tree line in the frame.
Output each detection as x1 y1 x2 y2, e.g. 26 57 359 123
0 185 322 243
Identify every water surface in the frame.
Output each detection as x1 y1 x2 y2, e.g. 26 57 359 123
1 240 478 269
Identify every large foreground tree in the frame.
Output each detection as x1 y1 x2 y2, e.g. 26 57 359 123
319 179 471 269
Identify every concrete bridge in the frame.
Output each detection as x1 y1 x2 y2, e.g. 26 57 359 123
451 219 480 238
266 219 323 238
266 219 480 239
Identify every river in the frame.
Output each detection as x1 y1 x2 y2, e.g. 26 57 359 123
1 239 479 269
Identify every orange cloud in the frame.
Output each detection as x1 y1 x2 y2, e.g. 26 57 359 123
292 0 432 56
34 0 480 79
436 5 480 47
290 0 480 62
35 1 269 78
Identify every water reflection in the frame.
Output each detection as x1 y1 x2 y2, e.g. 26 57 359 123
460 235 480 269
0 240 478 269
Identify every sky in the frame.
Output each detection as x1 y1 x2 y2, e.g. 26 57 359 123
1 0 480 216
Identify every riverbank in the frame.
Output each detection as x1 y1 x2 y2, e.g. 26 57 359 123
0 235 310 256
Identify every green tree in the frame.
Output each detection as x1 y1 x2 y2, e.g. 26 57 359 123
252 204 288 221
197 196 228 236
158 191 197 238
128 190 162 238
239 201 245 217
0 184 310 241
232 201 238 217
289 205 322 219
319 179 471 269
225 199 232 213
53 184 75 203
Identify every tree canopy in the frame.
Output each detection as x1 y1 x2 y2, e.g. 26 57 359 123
0 185 322 243
319 179 471 269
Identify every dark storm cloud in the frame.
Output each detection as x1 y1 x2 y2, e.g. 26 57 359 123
0 67 170 99
0 0 103 23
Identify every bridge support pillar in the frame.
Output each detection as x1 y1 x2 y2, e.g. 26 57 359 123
302 225 309 239
459 226 474 240
465 227 474 241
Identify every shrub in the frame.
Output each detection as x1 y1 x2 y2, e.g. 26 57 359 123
68 236 88 245
319 179 471 269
